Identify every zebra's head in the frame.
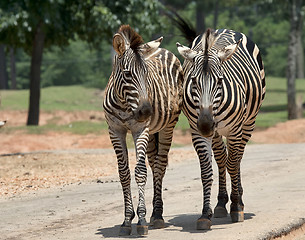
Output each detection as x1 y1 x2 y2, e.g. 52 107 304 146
177 29 240 137
112 25 162 122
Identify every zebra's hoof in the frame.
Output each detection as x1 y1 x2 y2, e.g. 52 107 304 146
136 224 148 235
149 216 154 226
196 218 212 230
137 218 148 235
153 218 165 229
230 210 244 222
214 206 228 218
119 226 132 236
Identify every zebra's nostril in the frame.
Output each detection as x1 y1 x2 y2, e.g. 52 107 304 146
140 108 151 117
197 108 215 137
135 101 152 122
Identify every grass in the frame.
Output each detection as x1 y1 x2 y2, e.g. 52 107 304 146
26 121 109 135
0 85 103 111
255 77 305 128
0 85 105 135
1 77 305 134
0 121 109 135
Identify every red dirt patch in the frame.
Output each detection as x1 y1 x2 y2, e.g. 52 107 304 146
0 110 192 155
251 119 305 144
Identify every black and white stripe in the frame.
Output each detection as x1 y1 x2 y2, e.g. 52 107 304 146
177 28 265 229
103 25 184 235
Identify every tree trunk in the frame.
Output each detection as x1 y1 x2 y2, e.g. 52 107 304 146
287 0 303 120
213 0 219 29
196 0 205 33
296 14 304 79
10 48 17 89
27 22 45 126
0 44 8 89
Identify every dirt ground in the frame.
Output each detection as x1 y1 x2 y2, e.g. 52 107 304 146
1 110 305 239
2 110 305 153
1 110 305 198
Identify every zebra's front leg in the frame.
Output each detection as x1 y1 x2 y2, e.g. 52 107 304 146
109 128 135 236
212 133 229 218
192 132 213 230
133 128 150 235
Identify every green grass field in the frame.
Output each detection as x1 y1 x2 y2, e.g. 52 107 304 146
0 85 102 111
0 86 105 134
1 77 305 134
255 77 305 128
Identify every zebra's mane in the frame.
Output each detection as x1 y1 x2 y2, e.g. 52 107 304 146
203 29 219 53
118 25 144 52
202 29 218 72
117 25 146 67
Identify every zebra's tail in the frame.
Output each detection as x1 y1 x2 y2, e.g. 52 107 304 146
166 10 197 46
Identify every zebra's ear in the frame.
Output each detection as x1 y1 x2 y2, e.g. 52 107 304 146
176 42 197 61
113 33 128 57
217 40 240 62
140 37 163 55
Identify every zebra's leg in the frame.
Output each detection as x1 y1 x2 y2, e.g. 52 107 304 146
147 134 158 225
109 128 135 236
149 125 175 229
212 132 229 218
234 120 257 212
237 168 244 210
227 130 245 223
132 127 150 235
192 131 213 230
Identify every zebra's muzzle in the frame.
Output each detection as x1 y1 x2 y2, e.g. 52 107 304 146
197 108 215 138
134 100 153 122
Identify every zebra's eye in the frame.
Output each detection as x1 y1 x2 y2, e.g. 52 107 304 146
190 76 197 85
123 71 132 78
218 76 223 84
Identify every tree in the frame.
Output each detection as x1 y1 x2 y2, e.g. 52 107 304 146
0 44 8 89
0 0 162 125
10 48 17 89
297 13 304 78
287 0 304 119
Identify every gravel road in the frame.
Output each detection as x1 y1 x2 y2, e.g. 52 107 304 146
1 143 305 240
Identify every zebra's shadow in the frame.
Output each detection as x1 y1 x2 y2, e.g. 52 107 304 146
95 213 255 237
165 212 255 234
95 224 148 238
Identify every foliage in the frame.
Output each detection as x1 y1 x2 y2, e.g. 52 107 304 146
0 0 162 51
41 40 111 88
0 0 163 90
163 0 303 78
0 0 304 90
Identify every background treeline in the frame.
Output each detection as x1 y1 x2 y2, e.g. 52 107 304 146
0 0 302 90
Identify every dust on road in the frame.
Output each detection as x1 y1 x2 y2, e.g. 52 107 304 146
0 144 305 240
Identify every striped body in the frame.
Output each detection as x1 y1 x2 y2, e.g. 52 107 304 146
178 28 265 227
103 25 183 235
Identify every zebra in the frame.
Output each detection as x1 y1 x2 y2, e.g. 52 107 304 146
176 28 265 229
103 25 184 235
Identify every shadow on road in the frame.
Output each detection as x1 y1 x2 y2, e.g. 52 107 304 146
166 212 255 233
96 224 146 238
95 213 255 237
